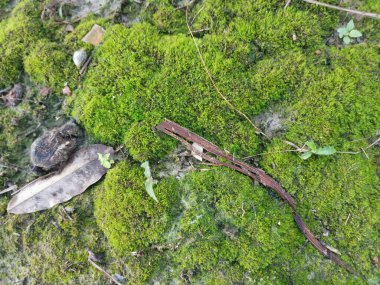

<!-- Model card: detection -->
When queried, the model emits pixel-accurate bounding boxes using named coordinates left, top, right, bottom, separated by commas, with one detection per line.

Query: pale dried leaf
left=7, top=144, right=113, bottom=214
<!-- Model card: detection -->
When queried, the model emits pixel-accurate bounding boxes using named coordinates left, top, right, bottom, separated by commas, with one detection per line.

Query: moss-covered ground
left=0, top=0, right=379, bottom=284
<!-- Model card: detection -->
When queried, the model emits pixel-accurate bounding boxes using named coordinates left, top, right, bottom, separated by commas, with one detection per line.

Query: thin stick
left=284, top=0, right=292, bottom=9
left=190, top=5, right=204, bottom=26
left=302, top=0, right=380, bottom=19
left=88, top=258, right=122, bottom=285
left=364, top=137, right=380, bottom=150
left=185, top=9, right=266, bottom=137
left=0, top=185, right=18, bottom=195
left=80, top=53, right=94, bottom=77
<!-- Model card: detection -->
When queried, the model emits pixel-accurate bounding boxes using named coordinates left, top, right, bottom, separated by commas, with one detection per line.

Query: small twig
left=364, top=137, right=380, bottom=150
left=185, top=9, right=266, bottom=137
left=187, top=27, right=210, bottom=34
left=284, top=0, right=292, bottom=9
left=60, top=205, right=73, bottom=221
left=0, top=185, right=18, bottom=195
left=88, top=257, right=122, bottom=285
left=80, top=53, right=94, bottom=77
left=295, top=239, right=309, bottom=255
left=344, top=213, right=351, bottom=225
left=190, top=5, right=204, bottom=25
left=302, top=0, right=380, bottom=19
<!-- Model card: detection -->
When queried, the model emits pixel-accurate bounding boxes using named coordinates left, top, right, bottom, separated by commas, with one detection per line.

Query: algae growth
left=0, top=0, right=379, bottom=284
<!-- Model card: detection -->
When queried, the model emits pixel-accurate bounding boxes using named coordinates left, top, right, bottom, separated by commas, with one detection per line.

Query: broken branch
left=156, top=119, right=356, bottom=274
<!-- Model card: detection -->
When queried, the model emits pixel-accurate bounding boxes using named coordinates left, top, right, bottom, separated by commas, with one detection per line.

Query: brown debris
left=1, top=84, right=23, bottom=107
left=40, top=86, right=51, bottom=97
left=156, top=119, right=356, bottom=275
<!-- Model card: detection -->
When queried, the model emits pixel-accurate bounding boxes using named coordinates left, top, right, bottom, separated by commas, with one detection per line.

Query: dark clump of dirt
left=30, top=121, right=82, bottom=173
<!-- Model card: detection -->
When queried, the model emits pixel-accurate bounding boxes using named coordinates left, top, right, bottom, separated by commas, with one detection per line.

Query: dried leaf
left=7, top=144, right=114, bottom=214
left=82, top=24, right=105, bottom=46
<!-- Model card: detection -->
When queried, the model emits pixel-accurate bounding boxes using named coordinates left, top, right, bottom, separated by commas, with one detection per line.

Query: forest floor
left=0, top=0, right=379, bottom=284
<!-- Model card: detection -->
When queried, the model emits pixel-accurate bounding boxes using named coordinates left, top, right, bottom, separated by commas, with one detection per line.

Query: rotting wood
left=156, top=119, right=356, bottom=274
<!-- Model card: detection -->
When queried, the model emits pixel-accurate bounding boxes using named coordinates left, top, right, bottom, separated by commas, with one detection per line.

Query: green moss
left=21, top=192, right=109, bottom=284
left=94, top=161, right=181, bottom=254
left=73, top=23, right=261, bottom=160
left=143, top=0, right=187, bottom=34
left=0, top=0, right=45, bottom=88
left=257, top=44, right=380, bottom=283
left=24, top=39, right=76, bottom=91
left=123, top=111, right=177, bottom=162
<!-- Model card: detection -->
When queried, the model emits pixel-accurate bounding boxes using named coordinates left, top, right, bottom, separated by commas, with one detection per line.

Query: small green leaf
left=98, top=152, right=114, bottom=169
left=300, top=151, right=313, bottom=160
left=305, top=141, right=317, bottom=152
left=343, top=36, right=351, bottom=44
left=58, top=4, right=64, bottom=18
left=141, top=161, right=158, bottom=202
left=349, top=29, right=362, bottom=38
left=314, top=146, right=336, bottom=156
left=337, top=27, right=348, bottom=37
left=346, top=19, right=354, bottom=31
left=103, top=161, right=111, bottom=168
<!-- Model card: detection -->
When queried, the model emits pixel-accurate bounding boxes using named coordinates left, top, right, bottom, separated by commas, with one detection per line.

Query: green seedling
left=97, top=153, right=114, bottom=168
left=141, top=161, right=158, bottom=202
left=337, top=20, right=362, bottom=45
left=300, top=141, right=336, bottom=160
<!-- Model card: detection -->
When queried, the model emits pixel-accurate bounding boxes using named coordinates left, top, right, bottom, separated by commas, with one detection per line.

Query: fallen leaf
left=82, top=24, right=105, bottom=46
left=7, top=144, right=114, bottom=214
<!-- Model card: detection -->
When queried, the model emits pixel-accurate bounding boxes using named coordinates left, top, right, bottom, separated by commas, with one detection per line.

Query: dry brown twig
left=88, top=252, right=123, bottom=285
left=156, top=119, right=356, bottom=274
left=302, top=0, right=380, bottom=19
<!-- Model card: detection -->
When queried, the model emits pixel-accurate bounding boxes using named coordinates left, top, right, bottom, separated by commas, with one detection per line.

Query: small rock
left=64, top=24, right=74, bottom=33
left=30, top=121, right=82, bottom=172
left=40, top=87, right=51, bottom=96
left=315, top=49, right=322, bottom=56
left=62, top=85, right=71, bottom=96
left=2, top=84, right=23, bottom=107
left=73, top=49, right=87, bottom=67
left=82, top=24, right=105, bottom=46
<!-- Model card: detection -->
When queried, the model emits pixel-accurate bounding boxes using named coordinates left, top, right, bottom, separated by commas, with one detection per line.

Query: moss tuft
left=94, top=161, right=181, bottom=255
left=0, top=0, right=45, bottom=88
left=24, top=39, right=76, bottom=91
